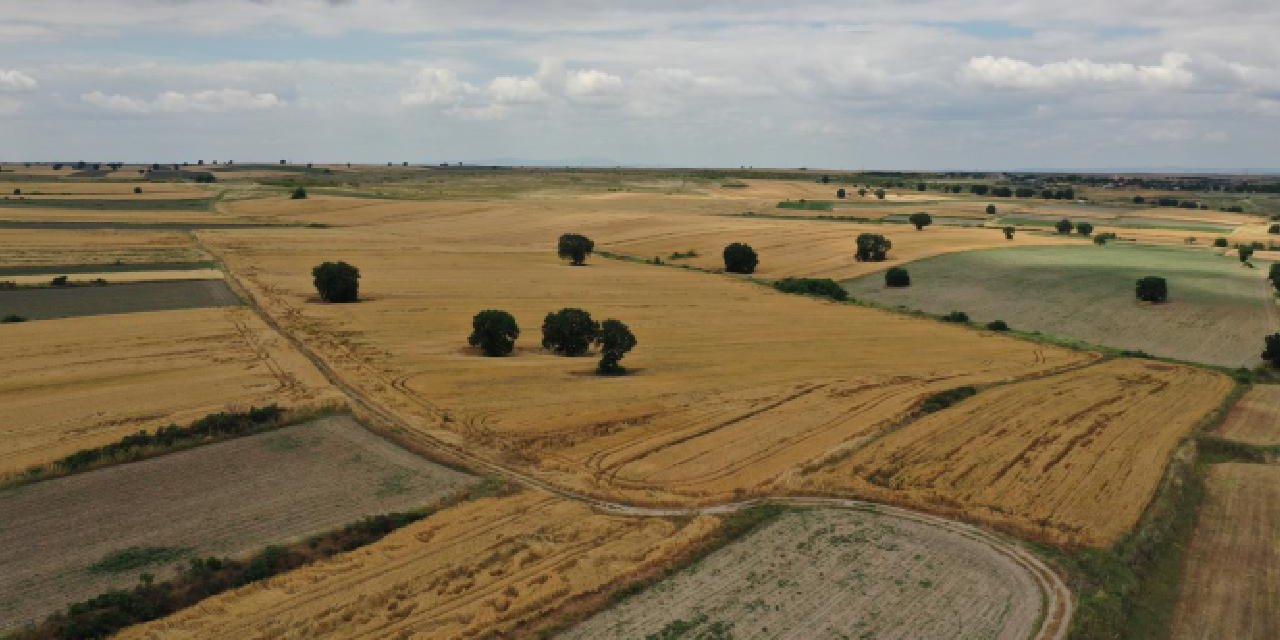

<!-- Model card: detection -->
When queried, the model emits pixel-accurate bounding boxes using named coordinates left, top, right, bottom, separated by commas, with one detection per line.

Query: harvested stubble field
left=562, top=508, right=1043, bottom=640
left=0, top=181, right=211, bottom=199
left=843, top=243, right=1279, bottom=367
left=205, top=224, right=1094, bottom=507
left=0, top=415, right=475, bottom=632
left=0, top=279, right=241, bottom=320
left=0, top=306, right=341, bottom=477
left=0, top=229, right=209, bottom=267
left=1172, top=463, right=1280, bottom=639
left=803, top=358, right=1233, bottom=546
left=119, top=492, right=721, bottom=640
left=1216, top=384, right=1280, bottom=444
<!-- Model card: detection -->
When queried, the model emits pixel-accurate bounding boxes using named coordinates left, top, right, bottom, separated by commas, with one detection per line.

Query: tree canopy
left=468, top=309, right=520, bottom=356
left=541, top=308, right=598, bottom=356
left=557, top=233, right=595, bottom=266
left=908, top=212, right=933, bottom=230
left=723, top=242, right=759, bottom=274
left=885, top=267, right=910, bottom=287
left=1136, top=276, right=1168, bottom=303
left=311, top=261, right=360, bottom=303
left=854, top=233, right=891, bottom=262
left=596, top=319, right=637, bottom=374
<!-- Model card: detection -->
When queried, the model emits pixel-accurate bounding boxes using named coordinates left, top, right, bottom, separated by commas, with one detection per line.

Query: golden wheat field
left=802, top=358, right=1233, bottom=546
left=118, top=491, right=720, bottom=640
left=0, top=229, right=209, bottom=267
left=0, top=307, right=341, bottom=477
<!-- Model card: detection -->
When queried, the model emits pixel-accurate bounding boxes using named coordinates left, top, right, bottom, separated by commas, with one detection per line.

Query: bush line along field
left=0, top=415, right=476, bottom=632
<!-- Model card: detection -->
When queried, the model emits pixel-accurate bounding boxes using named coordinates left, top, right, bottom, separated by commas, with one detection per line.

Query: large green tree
left=596, top=319, right=637, bottom=374
left=854, top=233, right=892, bottom=262
left=908, top=212, right=933, bottom=230
left=468, top=309, right=520, bottom=356
left=541, top=308, right=599, bottom=356
left=723, top=242, right=759, bottom=274
left=557, top=233, right=595, bottom=266
left=311, top=261, right=360, bottom=303
left=1136, top=276, right=1168, bottom=303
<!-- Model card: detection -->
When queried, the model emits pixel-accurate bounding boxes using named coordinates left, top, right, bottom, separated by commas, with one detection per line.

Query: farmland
left=118, top=492, right=721, bottom=640
left=803, top=359, right=1234, bottom=546
left=0, top=229, right=209, bottom=267
left=1172, top=463, right=1280, bottom=639
left=1216, top=384, right=1280, bottom=444
left=0, top=307, right=341, bottom=477
left=0, top=279, right=240, bottom=319
left=562, top=508, right=1043, bottom=640
left=843, top=243, right=1279, bottom=367
left=0, top=415, right=476, bottom=631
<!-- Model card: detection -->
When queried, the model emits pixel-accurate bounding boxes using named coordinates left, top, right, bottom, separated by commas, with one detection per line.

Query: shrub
left=1269, top=224, right=1280, bottom=235
left=986, top=320, right=1009, bottom=331
left=667, top=249, right=698, bottom=260
left=311, top=261, right=360, bottom=302
left=1213, top=237, right=1228, bottom=248
left=920, top=386, right=977, bottom=413
left=468, top=309, right=519, bottom=356
left=986, top=204, right=996, bottom=215
left=291, top=186, right=307, bottom=199
left=1269, top=263, right=1280, bottom=292
left=1239, top=245, right=1255, bottom=263
left=874, top=188, right=886, bottom=199
left=12, top=188, right=19, bottom=195
left=1264, top=333, right=1280, bottom=368
left=1055, top=218, right=1073, bottom=234
left=942, top=310, right=969, bottom=323
left=51, top=275, right=69, bottom=286
left=133, top=186, right=142, bottom=194
left=773, top=277, right=848, bottom=301
left=1076, top=222, right=1094, bottom=236
left=836, top=188, right=846, bottom=199
left=854, top=233, right=892, bottom=262
left=1136, top=276, right=1168, bottom=303
left=541, top=308, right=598, bottom=356
left=2, top=314, right=27, bottom=323
left=595, top=319, right=637, bottom=374
left=1093, top=235, right=1108, bottom=246
left=884, top=267, right=910, bottom=287
left=908, top=212, right=932, bottom=230
left=722, top=242, right=759, bottom=274
left=857, top=188, right=868, bottom=197
left=557, top=233, right=594, bottom=266
left=1002, top=226, right=1015, bottom=240
left=1133, top=195, right=1146, bottom=204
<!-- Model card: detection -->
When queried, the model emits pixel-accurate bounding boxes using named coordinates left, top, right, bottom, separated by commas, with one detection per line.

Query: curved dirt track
left=206, top=238, right=1073, bottom=640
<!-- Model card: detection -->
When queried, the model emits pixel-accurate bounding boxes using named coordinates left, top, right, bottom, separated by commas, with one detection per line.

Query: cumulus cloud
left=81, top=88, right=284, bottom=113
left=565, top=69, right=623, bottom=102
left=401, top=68, right=476, bottom=106
left=962, top=52, right=1194, bottom=90
left=487, top=75, right=547, bottom=104
left=0, top=69, right=37, bottom=91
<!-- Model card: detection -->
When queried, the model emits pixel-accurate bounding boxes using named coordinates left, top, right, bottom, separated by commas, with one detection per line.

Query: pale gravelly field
left=562, top=508, right=1042, bottom=640
left=118, top=492, right=721, bottom=640
left=0, top=307, right=342, bottom=477
left=1172, top=463, right=1280, bottom=640
left=1216, top=384, right=1280, bottom=444
left=0, top=416, right=475, bottom=632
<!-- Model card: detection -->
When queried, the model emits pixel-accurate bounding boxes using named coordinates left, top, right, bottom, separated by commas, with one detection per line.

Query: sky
left=1, top=0, right=1278, bottom=170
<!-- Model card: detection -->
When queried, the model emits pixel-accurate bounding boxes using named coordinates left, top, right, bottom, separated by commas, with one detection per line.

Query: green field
left=843, top=244, right=1278, bottom=367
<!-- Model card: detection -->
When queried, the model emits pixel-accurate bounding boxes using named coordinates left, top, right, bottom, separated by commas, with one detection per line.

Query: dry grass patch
left=804, top=359, right=1233, bottom=547
left=1172, top=463, right=1280, bottom=639
left=117, top=492, right=720, bottom=640
left=0, top=229, right=208, bottom=267
left=1216, top=384, right=1280, bottom=445
left=0, top=416, right=474, bottom=632
left=0, top=307, right=341, bottom=477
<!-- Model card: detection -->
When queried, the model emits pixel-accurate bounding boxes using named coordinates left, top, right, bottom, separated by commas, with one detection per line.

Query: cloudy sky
left=1, top=0, right=1278, bottom=170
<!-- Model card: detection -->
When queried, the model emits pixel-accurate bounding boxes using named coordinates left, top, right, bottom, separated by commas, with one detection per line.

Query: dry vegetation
left=562, top=508, right=1043, bottom=640
left=1216, top=384, right=1280, bottom=444
left=118, top=492, right=720, bottom=639
left=0, top=416, right=474, bottom=631
left=1172, top=463, right=1280, bottom=639
left=0, top=229, right=209, bottom=267
left=803, top=359, right=1233, bottom=546
left=1, top=269, right=223, bottom=285
left=0, top=307, right=341, bottom=477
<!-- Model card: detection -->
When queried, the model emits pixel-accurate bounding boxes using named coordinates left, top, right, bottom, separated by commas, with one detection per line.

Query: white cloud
left=487, top=75, right=547, bottom=104
left=565, top=69, right=623, bottom=102
left=81, top=88, right=284, bottom=113
left=0, top=69, right=37, bottom=91
left=962, top=52, right=1193, bottom=90
left=401, top=68, right=476, bottom=106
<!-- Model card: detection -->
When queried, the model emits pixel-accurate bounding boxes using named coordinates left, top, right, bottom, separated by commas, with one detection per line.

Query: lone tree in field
left=557, top=233, right=595, bottom=266
left=908, top=212, right=933, bottom=230
left=1055, top=218, right=1074, bottom=234
left=595, top=319, right=637, bottom=374
left=1002, top=226, right=1016, bottom=240
left=1269, top=263, right=1280, bottom=292
left=1239, top=245, right=1255, bottom=263
left=855, top=233, right=892, bottom=262
left=468, top=309, right=520, bottom=356
left=1214, top=237, right=1228, bottom=248
left=541, top=308, right=599, bottom=356
left=291, top=186, right=307, bottom=199
left=836, top=188, right=846, bottom=199
left=723, top=242, right=759, bottom=274
left=857, top=188, right=868, bottom=197
left=986, top=204, right=996, bottom=215
left=874, top=188, right=886, bottom=200
left=1076, top=222, right=1094, bottom=236
left=312, top=261, right=360, bottom=303
left=885, top=267, right=910, bottom=287
left=1269, top=224, right=1280, bottom=234
left=1264, top=333, right=1280, bottom=368
left=1136, top=276, right=1168, bottom=303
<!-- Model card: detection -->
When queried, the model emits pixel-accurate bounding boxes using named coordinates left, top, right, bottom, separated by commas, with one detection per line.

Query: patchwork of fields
left=0, top=416, right=475, bottom=631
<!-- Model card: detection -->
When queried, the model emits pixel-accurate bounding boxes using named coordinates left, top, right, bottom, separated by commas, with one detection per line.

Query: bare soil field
left=1216, top=385, right=1280, bottom=444
left=1172, top=463, right=1280, bottom=639
left=0, top=229, right=209, bottom=267
left=562, top=508, right=1042, bottom=640
left=803, top=359, right=1233, bottom=546
left=0, top=415, right=475, bottom=632
left=205, top=225, right=1093, bottom=506
left=0, top=279, right=241, bottom=320
left=843, top=244, right=1278, bottom=367
left=118, top=492, right=720, bottom=640
left=0, top=307, right=341, bottom=477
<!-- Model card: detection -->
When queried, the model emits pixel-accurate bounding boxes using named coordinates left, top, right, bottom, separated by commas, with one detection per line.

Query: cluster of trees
left=469, top=308, right=637, bottom=374
left=1054, top=219, right=1096, bottom=236
left=1136, top=276, right=1168, bottom=303
left=773, top=277, right=847, bottom=301
left=969, top=184, right=1074, bottom=199
left=855, top=233, right=891, bottom=262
